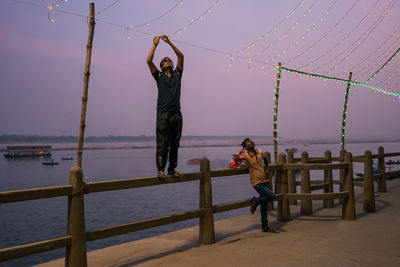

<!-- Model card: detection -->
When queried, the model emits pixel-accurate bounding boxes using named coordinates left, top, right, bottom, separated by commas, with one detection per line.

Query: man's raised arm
left=161, top=35, right=184, bottom=71
left=147, top=36, right=160, bottom=74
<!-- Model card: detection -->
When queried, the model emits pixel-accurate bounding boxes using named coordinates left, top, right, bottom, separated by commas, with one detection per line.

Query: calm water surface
left=1, top=141, right=399, bottom=266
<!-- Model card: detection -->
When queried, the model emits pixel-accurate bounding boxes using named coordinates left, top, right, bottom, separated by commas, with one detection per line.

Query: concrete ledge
left=37, top=179, right=400, bottom=267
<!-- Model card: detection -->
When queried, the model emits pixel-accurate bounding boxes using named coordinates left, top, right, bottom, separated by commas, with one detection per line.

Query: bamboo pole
left=300, top=152, right=312, bottom=215
left=273, top=62, right=282, bottom=163
left=199, top=158, right=215, bottom=245
left=363, top=150, right=375, bottom=213
left=324, top=150, right=334, bottom=208
left=341, top=72, right=352, bottom=150
left=287, top=150, right=297, bottom=205
left=65, top=166, right=87, bottom=266
left=264, top=151, right=274, bottom=210
left=342, top=152, right=355, bottom=220
left=278, top=153, right=290, bottom=221
left=377, top=146, right=386, bottom=192
left=77, top=3, right=96, bottom=168
left=339, top=149, right=346, bottom=204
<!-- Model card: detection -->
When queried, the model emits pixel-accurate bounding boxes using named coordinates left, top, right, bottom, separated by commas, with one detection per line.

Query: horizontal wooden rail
left=0, top=185, right=73, bottom=204
left=285, top=163, right=349, bottom=171
left=310, top=183, right=329, bottom=191
left=308, top=158, right=330, bottom=164
left=387, top=170, right=400, bottom=176
left=210, top=168, right=249, bottom=178
left=284, top=191, right=349, bottom=200
left=86, top=209, right=204, bottom=241
left=352, top=157, right=364, bottom=163
left=0, top=236, right=71, bottom=262
left=213, top=199, right=251, bottom=213
left=85, top=172, right=202, bottom=194
left=384, top=152, right=400, bottom=157
left=354, top=181, right=364, bottom=187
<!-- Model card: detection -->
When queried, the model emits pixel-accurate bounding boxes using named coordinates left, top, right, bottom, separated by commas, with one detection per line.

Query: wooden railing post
left=363, top=150, right=376, bottom=213
left=278, top=153, right=290, bottom=221
left=324, top=150, right=334, bottom=208
left=342, top=153, right=355, bottom=220
left=339, top=149, right=346, bottom=204
left=264, top=152, right=274, bottom=211
left=199, top=158, right=215, bottom=245
left=66, top=166, right=87, bottom=267
left=287, top=150, right=297, bottom=205
left=377, top=146, right=386, bottom=192
left=301, top=152, right=312, bottom=215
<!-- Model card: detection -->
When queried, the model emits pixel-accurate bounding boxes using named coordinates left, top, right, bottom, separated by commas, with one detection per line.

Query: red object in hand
left=229, top=148, right=246, bottom=170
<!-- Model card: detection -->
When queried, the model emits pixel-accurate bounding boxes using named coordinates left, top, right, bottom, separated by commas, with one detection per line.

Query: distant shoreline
left=1, top=135, right=400, bottom=152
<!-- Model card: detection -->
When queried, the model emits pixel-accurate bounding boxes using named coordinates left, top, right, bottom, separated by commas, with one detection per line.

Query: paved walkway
left=37, top=179, right=400, bottom=267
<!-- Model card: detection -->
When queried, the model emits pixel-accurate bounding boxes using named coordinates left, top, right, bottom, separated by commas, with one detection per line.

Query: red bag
left=229, top=148, right=247, bottom=170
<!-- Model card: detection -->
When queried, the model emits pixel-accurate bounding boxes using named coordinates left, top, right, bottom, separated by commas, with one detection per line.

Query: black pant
left=156, top=111, right=183, bottom=172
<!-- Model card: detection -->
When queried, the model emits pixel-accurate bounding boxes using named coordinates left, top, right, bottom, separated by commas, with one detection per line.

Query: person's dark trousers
left=253, top=182, right=276, bottom=229
left=156, top=111, right=183, bottom=173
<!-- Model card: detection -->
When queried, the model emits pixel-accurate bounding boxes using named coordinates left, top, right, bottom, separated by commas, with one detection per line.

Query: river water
left=1, top=140, right=399, bottom=266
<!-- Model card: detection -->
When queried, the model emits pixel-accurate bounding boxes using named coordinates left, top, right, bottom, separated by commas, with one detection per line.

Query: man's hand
left=161, top=35, right=171, bottom=44
left=153, top=36, right=160, bottom=46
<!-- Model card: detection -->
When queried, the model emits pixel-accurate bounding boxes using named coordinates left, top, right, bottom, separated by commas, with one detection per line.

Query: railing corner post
left=301, top=152, right=312, bottom=215
left=199, top=158, right=215, bottom=245
left=363, top=150, right=376, bottom=213
left=324, top=150, right=334, bottom=208
left=343, top=153, right=355, bottom=220
left=377, top=146, right=386, bottom=192
left=66, top=166, right=87, bottom=266
left=278, top=153, right=290, bottom=221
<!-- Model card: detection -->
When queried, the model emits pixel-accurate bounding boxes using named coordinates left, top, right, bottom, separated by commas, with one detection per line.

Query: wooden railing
left=1, top=147, right=399, bottom=266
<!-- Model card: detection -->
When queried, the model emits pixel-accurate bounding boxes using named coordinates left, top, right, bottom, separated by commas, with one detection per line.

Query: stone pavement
left=37, top=179, right=400, bottom=267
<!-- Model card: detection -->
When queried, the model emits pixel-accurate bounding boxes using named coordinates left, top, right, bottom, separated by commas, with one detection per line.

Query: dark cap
left=241, top=138, right=250, bottom=148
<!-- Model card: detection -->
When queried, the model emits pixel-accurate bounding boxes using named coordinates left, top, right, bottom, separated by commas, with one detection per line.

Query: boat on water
left=42, top=158, right=59, bottom=165
left=386, top=160, right=400, bottom=165
left=187, top=158, right=202, bottom=164
left=3, top=145, right=52, bottom=158
left=285, top=147, right=298, bottom=153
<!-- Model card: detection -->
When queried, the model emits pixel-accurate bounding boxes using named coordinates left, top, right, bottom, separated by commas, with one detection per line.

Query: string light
left=340, top=25, right=400, bottom=80
left=96, top=0, right=121, bottom=15
left=280, top=66, right=400, bottom=98
left=263, top=0, right=338, bottom=67
left=273, top=63, right=282, bottom=162
left=229, top=0, right=304, bottom=64
left=285, top=0, right=360, bottom=65
left=310, top=0, right=397, bottom=75
left=341, top=73, right=352, bottom=149
left=169, top=0, right=219, bottom=36
left=296, top=0, right=380, bottom=71
left=364, top=46, right=400, bottom=84
left=45, top=0, right=69, bottom=22
left=250, top=0, right=319, bottom=61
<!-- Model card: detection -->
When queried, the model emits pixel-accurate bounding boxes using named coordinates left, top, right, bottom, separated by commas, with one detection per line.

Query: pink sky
left=1, top=0, right=399, bottom=140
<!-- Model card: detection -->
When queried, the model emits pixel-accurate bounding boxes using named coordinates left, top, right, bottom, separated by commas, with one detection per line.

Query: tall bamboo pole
left=341, top=72, right=352, bottom=151
left=77, top=3, right=96, bottom=168
left=273, top=63, right=282, bottom=163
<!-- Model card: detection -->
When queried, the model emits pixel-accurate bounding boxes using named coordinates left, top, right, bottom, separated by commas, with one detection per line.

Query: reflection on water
left=1, top=141, right=399, bottom=266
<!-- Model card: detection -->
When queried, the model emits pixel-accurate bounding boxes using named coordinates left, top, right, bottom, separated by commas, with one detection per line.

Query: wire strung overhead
left=307, top=0, right=397, bottom=75
left=229, top=0, right=304, bottom=64
left=340, top=24, right=400, bottom=80
left=96, top=0, right=121, bottom=15
left=169, top=0, right=219, bottom=36
left=255, top=0, right=339, bottom=71
left=284, top=0, right=360, bottom=65
left=295, top=0, right=381, bottom=71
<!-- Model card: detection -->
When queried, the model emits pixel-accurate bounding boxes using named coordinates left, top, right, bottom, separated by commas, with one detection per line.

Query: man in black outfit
left=147, top=35, right=184, bottom=178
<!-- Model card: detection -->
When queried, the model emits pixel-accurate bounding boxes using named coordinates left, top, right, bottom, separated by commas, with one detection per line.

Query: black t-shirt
left=152, top=67, right=183, bottom=112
